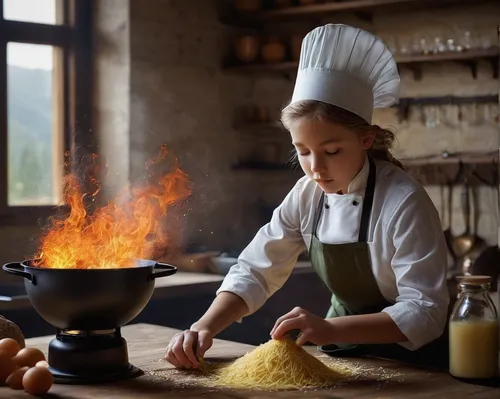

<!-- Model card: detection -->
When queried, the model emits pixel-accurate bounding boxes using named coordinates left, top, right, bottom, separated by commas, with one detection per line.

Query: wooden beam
left=0, top=39, right=6, bottom=210
left=0, top=205, right=70, bottom=226
left=223, top=48, right=499, bottom=75
left=0, top=20, right=73, bottom=47
left=258, top=0, right=422, bottom=18
left=67, top=0, right=95, bottom=177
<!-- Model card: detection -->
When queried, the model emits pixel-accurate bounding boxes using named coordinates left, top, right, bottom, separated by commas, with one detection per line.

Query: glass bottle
left=449, top=275, right=499, bottom=381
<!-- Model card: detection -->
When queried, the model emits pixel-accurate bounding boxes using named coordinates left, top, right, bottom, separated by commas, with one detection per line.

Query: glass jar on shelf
left=449, top=275, right=499, bottom=382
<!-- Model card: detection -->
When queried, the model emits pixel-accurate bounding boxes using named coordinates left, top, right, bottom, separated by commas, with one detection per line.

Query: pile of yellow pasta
left=198, top=338, right=353, bottom=390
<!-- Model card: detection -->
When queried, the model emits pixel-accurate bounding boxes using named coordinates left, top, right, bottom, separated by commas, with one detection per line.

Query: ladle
left=451, top=171, right=476, bottom=258
left=443, top=161, right=464, bottom=261
left=458, top=179, right=487, bottom=274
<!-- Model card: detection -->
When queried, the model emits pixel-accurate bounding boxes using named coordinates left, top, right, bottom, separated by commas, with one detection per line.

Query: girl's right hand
left=164, top=329, right=214, bottom=369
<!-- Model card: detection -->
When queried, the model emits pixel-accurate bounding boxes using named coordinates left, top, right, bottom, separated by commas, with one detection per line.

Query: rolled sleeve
left=382, top=189, right=450, bottom=351
left=216, top=179, right=307, bottom=318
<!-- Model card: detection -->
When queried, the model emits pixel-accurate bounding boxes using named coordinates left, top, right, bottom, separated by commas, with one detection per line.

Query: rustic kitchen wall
left=92, top=0, right=131, bottom=200
left=0, top=226, right=40, bottom=283
left=126, top=0, right=297, bottom=253
left=244, top=2, right=500, bottom=249
left=371, top=2, right=500, bottom=248
left=124, top=0, right=500, bottom=253
left=1, top=1, right=498, bottom=283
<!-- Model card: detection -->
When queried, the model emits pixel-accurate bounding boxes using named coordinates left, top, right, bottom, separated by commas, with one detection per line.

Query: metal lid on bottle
left=456, top=275, right=492, bottom=285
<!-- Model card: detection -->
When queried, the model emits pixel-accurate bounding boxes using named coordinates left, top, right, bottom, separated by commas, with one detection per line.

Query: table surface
left=0, top=323, right=498, bottom=398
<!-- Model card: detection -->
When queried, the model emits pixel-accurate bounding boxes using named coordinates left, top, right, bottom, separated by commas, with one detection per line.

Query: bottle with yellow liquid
left=449, top=275, right=499, bottom=382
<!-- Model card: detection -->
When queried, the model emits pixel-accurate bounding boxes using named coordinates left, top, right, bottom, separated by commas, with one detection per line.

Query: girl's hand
left=164, top=329, right=213, bottom=369
left=270, top=307, right=335, bottom=346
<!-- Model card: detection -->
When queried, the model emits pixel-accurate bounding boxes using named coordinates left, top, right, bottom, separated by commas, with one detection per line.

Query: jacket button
left=352, top=200, right=359, bottom=206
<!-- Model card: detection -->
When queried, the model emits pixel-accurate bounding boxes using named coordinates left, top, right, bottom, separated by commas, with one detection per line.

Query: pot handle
left=2, top=263, right=36, bottom=284
left=150, top=263, right=177, bottom=280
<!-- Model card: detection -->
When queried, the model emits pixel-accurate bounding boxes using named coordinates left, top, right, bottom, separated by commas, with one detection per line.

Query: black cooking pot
left=2, top=259, right=177, bottom=330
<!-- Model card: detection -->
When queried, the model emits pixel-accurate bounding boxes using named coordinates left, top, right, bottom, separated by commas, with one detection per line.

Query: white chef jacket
left=217, top=157, right=450, bottom=351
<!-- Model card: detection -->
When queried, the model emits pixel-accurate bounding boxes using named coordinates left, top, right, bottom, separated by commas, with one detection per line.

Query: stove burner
left=61, top=329, right=118, bottom=337
left=48, top=327, right=143, bottom=384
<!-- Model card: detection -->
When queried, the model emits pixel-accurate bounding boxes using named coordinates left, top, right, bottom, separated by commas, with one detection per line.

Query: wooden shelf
left=402, top=152, right=498, bottom=185
left=397, top=47, right=499, bottom=64
left=397, top=94, right=498, bottom=106
left=222, top=0, right=476, bottom=25
left=223, top=48, right=499, bottom=78
left=253, top=0, right=420, bottom=19
left=401, top=152, right=498, bottom=167
left=397, top=47, right=499, bottom=79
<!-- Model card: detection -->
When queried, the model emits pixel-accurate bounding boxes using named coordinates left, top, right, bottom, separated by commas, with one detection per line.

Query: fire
left=33, top=146, right=191, bottom=269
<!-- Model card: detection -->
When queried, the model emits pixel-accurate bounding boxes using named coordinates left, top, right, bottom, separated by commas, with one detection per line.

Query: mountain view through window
left=7, top=47, right=55, bottom=206
left=4, top=0, right=62, bottom=206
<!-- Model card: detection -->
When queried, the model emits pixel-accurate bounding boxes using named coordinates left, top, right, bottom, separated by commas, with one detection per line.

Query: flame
left=33, top=146, right=191, bottom=269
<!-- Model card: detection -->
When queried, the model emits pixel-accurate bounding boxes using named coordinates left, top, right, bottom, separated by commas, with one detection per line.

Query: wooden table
left=1, top=323, right=498, bottom=398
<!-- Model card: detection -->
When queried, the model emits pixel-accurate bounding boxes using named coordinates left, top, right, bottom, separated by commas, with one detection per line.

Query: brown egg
left=5, top=366, right=29, bottom=390
left=0, top=338, right=21, bottom=358
left=13, top=347, right=46, bottom=368
left=35, top=360, right=49, bottom=368
left=0, top=350, right=17, bottom=384
left=22, top=366, right=53, bottom=396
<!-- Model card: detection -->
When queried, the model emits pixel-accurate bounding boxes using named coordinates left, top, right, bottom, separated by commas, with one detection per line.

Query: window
left=4, top=0, right=59, bottom=25
left=0, top=0, right=91, bottom=223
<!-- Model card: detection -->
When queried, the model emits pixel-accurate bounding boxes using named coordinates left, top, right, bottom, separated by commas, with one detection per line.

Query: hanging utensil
left=441, top=178, right=459, bottom=277
left=459, top=181, right=488, bottom=274
left=443, top=177, right=457, bottom=267
left=444, top=161, right=464, bottom=263
left=439, top=179, right=446, bottom=227
left=451, top=170, right=477, bottom=258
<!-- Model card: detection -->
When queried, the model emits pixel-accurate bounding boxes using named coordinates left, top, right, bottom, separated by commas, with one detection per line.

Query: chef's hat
left=290, top=24, right=400, bottom=123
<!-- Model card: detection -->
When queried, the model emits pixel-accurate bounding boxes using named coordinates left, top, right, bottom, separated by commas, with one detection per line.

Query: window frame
left=0, top=0, right=92, bottom=225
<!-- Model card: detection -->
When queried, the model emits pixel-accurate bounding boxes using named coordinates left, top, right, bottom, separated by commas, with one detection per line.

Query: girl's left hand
left=270, top=307, right=335, bottom=346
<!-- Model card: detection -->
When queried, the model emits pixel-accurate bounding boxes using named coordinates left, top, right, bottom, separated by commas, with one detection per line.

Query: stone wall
left=126, top=0, right=500, bottom=252
left=0, top=1, right=498, bottom=283
left=127, top=0, right=297, bottom=252
left=371, top=2, right=500, bottom=247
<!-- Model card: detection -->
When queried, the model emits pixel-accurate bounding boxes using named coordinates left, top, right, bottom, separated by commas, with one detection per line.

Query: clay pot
left=261, top=38, right=286, bottom=63
left=234, top=0, right=262, bottom=12
left=234, top=35, right=260, bottom=63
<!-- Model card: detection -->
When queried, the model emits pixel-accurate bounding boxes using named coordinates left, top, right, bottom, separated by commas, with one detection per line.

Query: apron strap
left=312, top=192, right=325, bottom=236
left=312, top=157, right=377, bottom=243
left=358, top=157, right=376, bottom=243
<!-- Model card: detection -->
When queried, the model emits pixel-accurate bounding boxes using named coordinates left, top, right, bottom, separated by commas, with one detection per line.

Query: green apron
left=309, top=157, right=449, bottom=369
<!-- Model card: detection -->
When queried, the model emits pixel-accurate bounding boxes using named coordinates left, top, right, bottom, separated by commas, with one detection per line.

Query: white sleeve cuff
left=382, top=301, right=446, bottom=351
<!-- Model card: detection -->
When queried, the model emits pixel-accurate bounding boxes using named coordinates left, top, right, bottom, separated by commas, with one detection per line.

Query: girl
left=165, top=24, right=450, bottom=370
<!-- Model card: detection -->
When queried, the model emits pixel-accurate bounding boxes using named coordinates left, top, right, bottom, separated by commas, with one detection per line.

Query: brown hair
left=281, top=100, right=404, bottom=169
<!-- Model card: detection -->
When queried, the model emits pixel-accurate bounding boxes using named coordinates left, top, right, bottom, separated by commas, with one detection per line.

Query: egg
left=5, top=366, right=29, bottom=390
left=13, top=347, right=46, bottom=368
left=35, top=360, right=49, bottom=368
left=22, top=366, right=53, bottom=396
left=0, top=338, right=21, bottom=358
left=0, top=350, right=17, bottom=384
